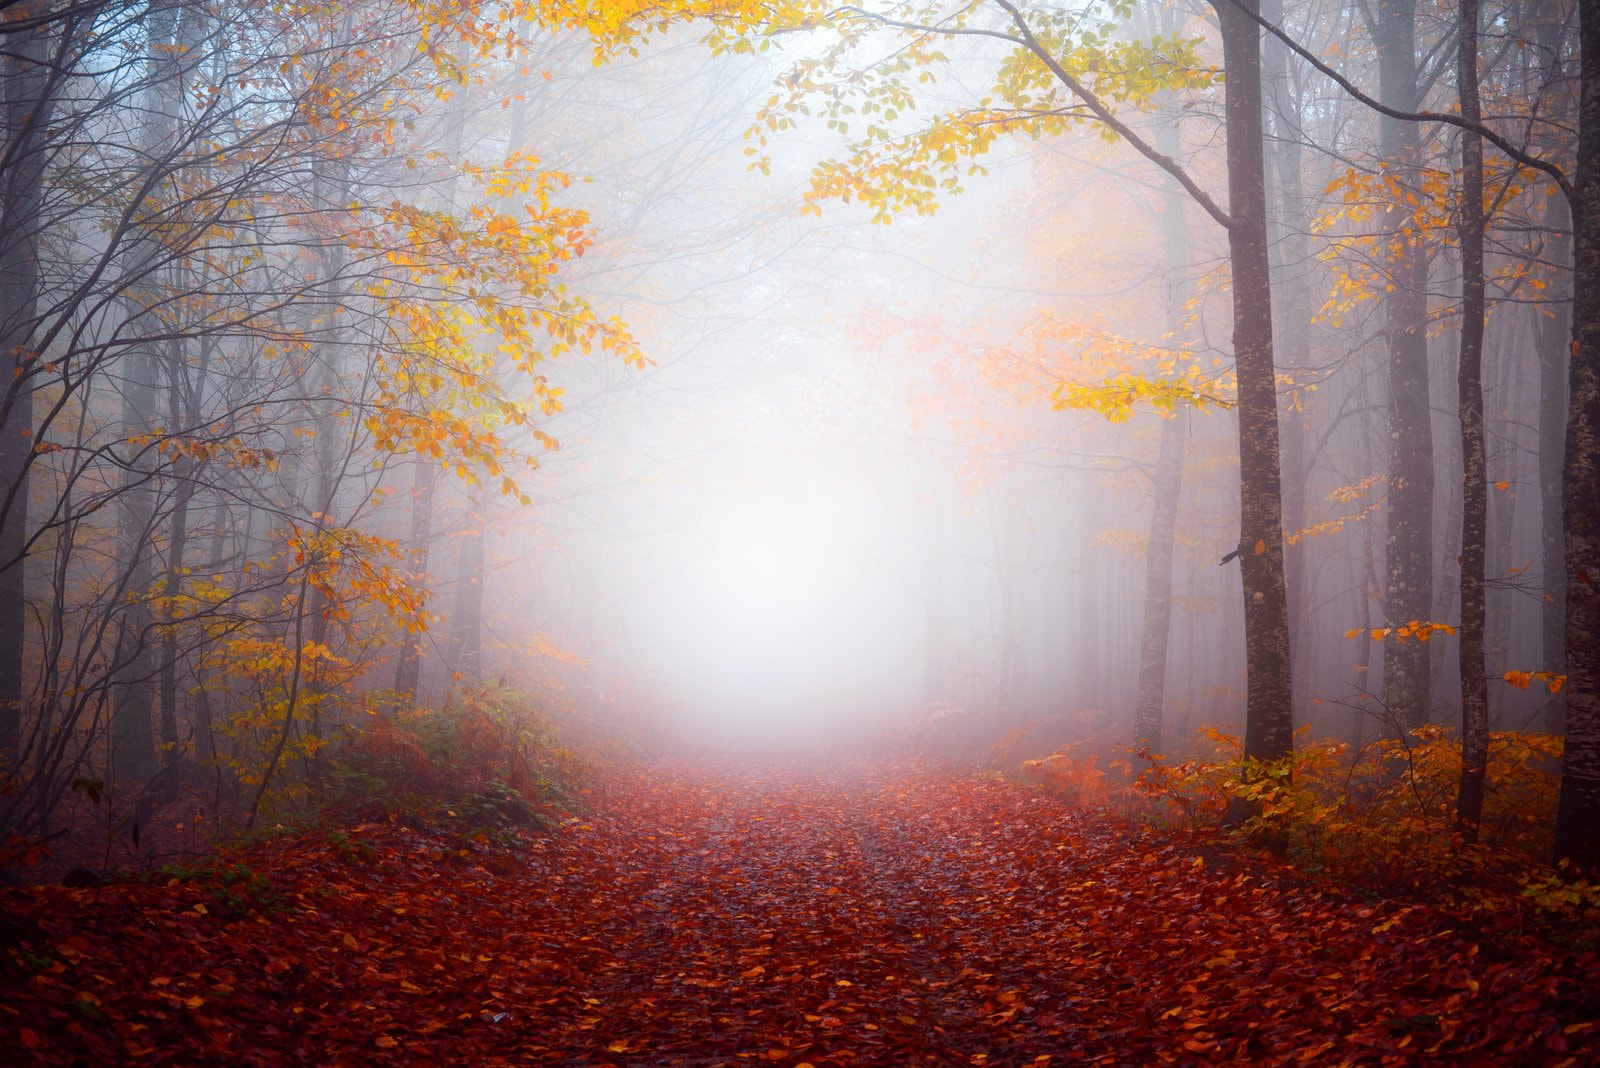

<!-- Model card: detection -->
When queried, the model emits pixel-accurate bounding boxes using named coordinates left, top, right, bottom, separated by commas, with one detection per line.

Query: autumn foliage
left=1021, top=725, right=1600, bottom=940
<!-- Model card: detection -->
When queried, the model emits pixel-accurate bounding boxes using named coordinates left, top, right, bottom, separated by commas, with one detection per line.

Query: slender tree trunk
left=1431, top=413, right=1463, bottom=710
left=922, top=490, right=947, bottom=705
left=1376, top=0, right=1436, bottom=732
left=1261, top=0, right=1314, bottom=725
left=1488, top=324, right=1527, bottom=725
left=0, top=23, right=54, bottom=764
left=450, top=486, right=487, bottom=681
left=1540, top=193, right=1573, bottom=734
left=1075, top=494, right=1101, bottom=710
left=1133, top=94, right=1191, bottom=754
left=155, top=294, right=213, bottom=760
left=392, top=459, right=438, bottom=702
left=989, top=478, right=1016, bottom=735
left=1215, top=0, right=1295, bottom=771
left=1553, top=0, right=1600, bottom=871
left=1454, top=0, right=1489, bottom=839
left=1533, top=0, right=1575, bottom=740
left=113, top=0, right=186, bottom=784
left=1134, top=411, right=1186, bottom=751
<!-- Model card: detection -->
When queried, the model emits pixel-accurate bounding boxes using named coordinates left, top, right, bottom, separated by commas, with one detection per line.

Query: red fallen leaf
left=2, top=760, right=1598, bottom=1067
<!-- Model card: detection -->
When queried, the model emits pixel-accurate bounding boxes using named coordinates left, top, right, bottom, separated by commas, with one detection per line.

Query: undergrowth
left=325, top=685, right=584, bottom=842
left=1019, top=725, right=1600, bottom=944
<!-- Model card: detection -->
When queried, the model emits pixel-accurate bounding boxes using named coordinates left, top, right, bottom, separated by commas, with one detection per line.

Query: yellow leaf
left=376, top=1036, right=398, bottom=1049
left=1253, top=539, right=1266, bottom=555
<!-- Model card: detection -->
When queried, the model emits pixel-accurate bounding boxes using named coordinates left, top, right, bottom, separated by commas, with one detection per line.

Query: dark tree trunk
left=1453, top=0, right=1489, bottom=839
left=1553, top=0, right=1600, bottom=871
left=0, top=23, right=54, bottom=764
left=1540, top=195, right=1573, bottom=735
left=1215, top=0, right=1295, bottom=769
left=1535, top=5, right=1575, bottom=734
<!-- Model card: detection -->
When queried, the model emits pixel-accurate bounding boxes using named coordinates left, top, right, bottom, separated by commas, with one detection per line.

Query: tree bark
left=1261, top=0, right=1314, bottom=726
left=1534, top=5, right=1575, bottom=735
left=1453, top=0, right=1489, bottom=839
left=392, top=459, right=438, bottom=702
left=1132, top=103, right=1191, bottom=753
left=1215, top=0, right=1295, bottom=770
left=113, top=0, right=186, bottom=785
left=0, top=21, right=54, bottom=764
left=1376, top=0, right=1437, bottom=732
left=1553, top=0, right=1600, bottom=871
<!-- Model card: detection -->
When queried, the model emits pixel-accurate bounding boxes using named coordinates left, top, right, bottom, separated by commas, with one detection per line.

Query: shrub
left=328, top=685, right=578, bottom=831
left=1018, top=725, right=1594, bottom=936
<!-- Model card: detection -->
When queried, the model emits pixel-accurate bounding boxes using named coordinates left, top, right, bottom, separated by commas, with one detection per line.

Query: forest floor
left=3, top=760, right=1599, bottom=1066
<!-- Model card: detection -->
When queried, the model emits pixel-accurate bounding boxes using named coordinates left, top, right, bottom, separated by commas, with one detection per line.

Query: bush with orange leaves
left=329, top=684, right=581, bottom=832
left=1144, top=727, right=1584, bottom=903
left=1033, top=725, right=1600, bottom=932
left=1017, top=740, right=1156, bottom=820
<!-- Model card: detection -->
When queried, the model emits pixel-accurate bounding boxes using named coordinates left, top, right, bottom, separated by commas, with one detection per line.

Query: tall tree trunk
left=1484, top=320, right=1524, bottom=724
left=450, top=487, right=487, bottom=681
left=1134, top=410, right=1186, bottom=751
left=1132, top=103, right=1190, bottom=753
left=1261, top=0, right=1313, bottom=726
left=1214, top=0, right=1294, bottom=771
left=1351, top=372, right=1382, bottom=746
left=1540, top=193, right=1573, bottom=735
left=392, top=459, right=438, bottom=703
left=1534, top=2, right=1575, bottom=735
left=1377, top=0, right=1436, bottom=731
left=113, top=0, right=186, bottom=784
left=989, top=477, right=1016, bottom=735
left=1553, top=0, right=1600, bottom=871
left=1075, top=498, right=1101, bottom=711
left=1454, top=0, right=1489, bottom=839
left=922, top=489, right=947, bottom=705
left=0, top=22, right=54, bottom=765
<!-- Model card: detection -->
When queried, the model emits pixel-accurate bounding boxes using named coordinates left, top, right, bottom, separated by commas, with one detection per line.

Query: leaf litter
left=3, top=761, right=1598, bottom=1065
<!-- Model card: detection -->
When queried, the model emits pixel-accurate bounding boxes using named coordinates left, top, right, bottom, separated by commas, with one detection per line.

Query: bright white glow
left=634, top=478, right=920, bottom=746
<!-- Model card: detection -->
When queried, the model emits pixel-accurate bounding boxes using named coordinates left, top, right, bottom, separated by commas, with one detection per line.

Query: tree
left=752, top=0, right=1296, bottom=768
left=0, top=12, right=55, bottom=763
left=1553, top=0, right=1600, bottom=870
left=1453, top=0, right=1488, bottom=838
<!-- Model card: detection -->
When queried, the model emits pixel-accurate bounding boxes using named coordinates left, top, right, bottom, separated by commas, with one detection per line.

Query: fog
left=474, top=18, right=1563, bottom=756
left=0, top=0, right=1574, bottom=830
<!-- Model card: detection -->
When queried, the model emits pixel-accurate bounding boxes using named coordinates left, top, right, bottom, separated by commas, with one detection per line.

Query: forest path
left=5, top=761, right=1598, bottom=1065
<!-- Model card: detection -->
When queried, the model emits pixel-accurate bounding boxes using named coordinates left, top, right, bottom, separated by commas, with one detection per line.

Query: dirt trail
left=4, top=762, right=1598, bottom=1065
